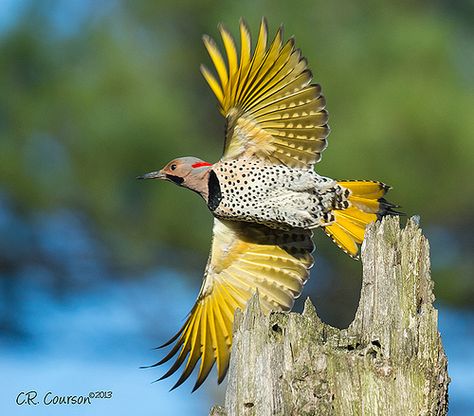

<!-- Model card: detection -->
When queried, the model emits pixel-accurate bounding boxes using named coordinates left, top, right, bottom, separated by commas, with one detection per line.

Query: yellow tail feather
left=324, top=181, right=399, bottom=258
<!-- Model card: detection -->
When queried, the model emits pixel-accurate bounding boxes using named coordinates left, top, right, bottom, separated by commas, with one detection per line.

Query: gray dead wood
left=209, top=217, right=449, bottom=416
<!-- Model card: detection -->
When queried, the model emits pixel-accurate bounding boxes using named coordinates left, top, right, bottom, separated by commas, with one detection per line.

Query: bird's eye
left=170, top=164, right=177, bottom=171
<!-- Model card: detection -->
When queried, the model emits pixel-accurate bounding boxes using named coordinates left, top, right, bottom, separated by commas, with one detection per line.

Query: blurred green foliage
left=0, top=0, right=472, bottom=312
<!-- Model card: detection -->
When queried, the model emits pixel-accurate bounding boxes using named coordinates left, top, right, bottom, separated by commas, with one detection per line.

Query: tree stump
left=209, top=217, right=449, bottom=416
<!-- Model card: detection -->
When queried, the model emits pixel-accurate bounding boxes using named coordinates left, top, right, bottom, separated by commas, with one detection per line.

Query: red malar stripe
left=191, top=161, right=212, bottom=169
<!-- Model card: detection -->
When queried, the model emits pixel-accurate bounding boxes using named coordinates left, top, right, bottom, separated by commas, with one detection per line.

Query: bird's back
left=210, top=158, right=340, bottom=229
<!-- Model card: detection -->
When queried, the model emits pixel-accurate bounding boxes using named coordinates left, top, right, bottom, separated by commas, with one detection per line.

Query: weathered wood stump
left=210, top=217, right=449, bottom=416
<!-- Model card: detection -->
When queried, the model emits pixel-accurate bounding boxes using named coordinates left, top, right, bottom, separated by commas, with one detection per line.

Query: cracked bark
left=209, top=217, right=449, bottom=416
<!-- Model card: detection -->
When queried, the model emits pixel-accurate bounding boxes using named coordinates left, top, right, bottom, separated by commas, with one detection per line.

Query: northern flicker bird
left=138, top=18, right=399, bottom=391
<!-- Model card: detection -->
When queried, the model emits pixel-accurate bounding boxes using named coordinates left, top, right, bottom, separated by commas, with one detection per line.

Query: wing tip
left=192, top=371, right=210, bottom=392
left=259, top=16, right=269, bottom=38
left=239, top=16, right=249, bottom=29
left=217, top=364, right=230, bottom=384
left=170, top=370, right=193, bottom=391
left=202, top=33, right=211, bottom=44
left=217, top=22, right=228, bottom=35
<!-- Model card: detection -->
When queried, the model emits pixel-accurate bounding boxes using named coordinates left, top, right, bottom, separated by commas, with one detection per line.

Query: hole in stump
left=272, top=323, right=282, bottom=335
left=371, top=340, right=381, bottom=348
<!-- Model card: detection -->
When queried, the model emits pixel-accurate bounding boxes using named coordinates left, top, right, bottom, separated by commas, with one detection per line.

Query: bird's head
left=137, top=156, right=213, bottom=198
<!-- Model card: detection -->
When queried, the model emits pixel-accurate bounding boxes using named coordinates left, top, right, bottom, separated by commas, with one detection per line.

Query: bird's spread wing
left=155, top=218, right=313, bottom=391
left=201, top=18, right=329, bottom=168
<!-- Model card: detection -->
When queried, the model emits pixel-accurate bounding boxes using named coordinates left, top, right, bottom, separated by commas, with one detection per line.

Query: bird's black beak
left=136, top=170, right=166, bottom=180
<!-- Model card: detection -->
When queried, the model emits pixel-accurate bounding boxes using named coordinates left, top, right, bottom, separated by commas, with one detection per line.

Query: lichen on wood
left=209, top=217, right=449, bottom=416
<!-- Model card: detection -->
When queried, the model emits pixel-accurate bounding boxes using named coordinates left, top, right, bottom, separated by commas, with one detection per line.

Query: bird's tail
left=323, top=181, right=400, bottom=258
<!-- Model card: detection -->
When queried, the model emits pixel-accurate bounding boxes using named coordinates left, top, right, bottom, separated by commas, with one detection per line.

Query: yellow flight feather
left=208, top=295, right=227, bottom=382
left=239, top=19, right=251, bottom=69
left=325, top=222, right=359, bottom=257
left=249, top=18, right=269, bottom=80
left=200, top=64, right=224, bottom=105
left=337, top=180, right=389, bottom=199
left=219, top=25, right=238, bottom=79
left=203, top=35, right=228, bottom=90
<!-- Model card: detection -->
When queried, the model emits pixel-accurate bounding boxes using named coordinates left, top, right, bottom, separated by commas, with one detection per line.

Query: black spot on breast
left=207, top=170, right=222, bottom=211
